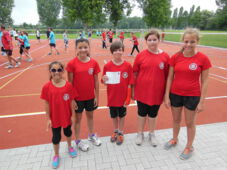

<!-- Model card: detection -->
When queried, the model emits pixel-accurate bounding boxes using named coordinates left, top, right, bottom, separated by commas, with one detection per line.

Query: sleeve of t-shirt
left=40, top=84, right=49, bottom=101
left=94, top=61, right=101, bottom=75
left=128, top=64, right=134, bottom=85
left=133, top=54, right=140, bottom=73
left=66, top=60, right=74, bottom=73
left=201, top=55, right=212, bottom=71
left=169, top=53, right=177, bottom=66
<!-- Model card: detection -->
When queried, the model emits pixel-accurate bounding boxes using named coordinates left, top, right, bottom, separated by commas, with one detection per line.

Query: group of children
left=40, top=28, right=211, bottom=168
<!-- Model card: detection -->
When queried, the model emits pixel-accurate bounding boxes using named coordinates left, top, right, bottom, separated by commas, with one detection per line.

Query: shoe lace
left=118, top=135, right=123, bottom=142
left=111, top=133, right=117, bottom=138
left=53, top=156, right=59, bottom=162
left=69, top=147, right=74, bottom=153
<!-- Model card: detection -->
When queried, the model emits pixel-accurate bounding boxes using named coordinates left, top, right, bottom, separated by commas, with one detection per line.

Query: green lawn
left=28, top=31, right=227, bottom=48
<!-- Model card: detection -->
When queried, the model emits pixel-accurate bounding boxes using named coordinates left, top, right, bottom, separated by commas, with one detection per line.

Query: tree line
left=0, top=0, right=226, bottom=30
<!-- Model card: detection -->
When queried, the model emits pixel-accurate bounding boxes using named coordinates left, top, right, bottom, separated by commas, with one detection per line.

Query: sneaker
left=5, top=64, right=14, bottom=69
left=179, top=147, right=194, bottom=160
left=76, top=140, right=89, bottom=152
left=88, top=134, right=102, bottom=146
left=110, top=132, right=118, bottom=143
left=14, top=62, right=21, bottom=68
left=16, top=57, right=22, bottom=60
left=116, top=134, right=124, bottom=145
left=148, top=133, right=158, bottom=147
left=68, top=147, right=77, bottom=158
left=48, top=52, right=52, bottom=55
left=164, top=139, right=177, bottom=150
left=1, top=52, right=6, bottom=56
left=52, top=155, right=60, bottom=169
left=26, top=58, right=33, bottom=62
left=135, top=132, right=144, bottom=145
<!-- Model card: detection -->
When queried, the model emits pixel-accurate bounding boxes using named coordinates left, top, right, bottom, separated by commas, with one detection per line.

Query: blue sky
left=11, top=0, right=218, bottom=25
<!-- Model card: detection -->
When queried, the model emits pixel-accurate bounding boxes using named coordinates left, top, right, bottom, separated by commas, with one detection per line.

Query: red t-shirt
left=133, top=50, right=170, bottom=105
left=102, top=32, right=106, bottom=40
left=40, top=81, right=77, bottom=128
left=66, top=57, right=100, bottom=101
left=103, top=61, right=134, bottom=107
left=169, top=52, right=212, bottom=96
left=119, top=32, right=124, bottom=39
left=2, top=30, right=13, bottom=50
left=108, top=31, right=113, bottom=39
left=132, top=35, right=138, bottom=45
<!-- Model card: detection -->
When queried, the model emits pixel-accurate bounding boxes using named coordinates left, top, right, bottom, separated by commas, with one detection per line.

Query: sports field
left=0, top=37, right=227, bottom=149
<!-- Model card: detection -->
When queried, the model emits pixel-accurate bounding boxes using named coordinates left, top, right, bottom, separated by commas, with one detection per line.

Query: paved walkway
left=0, top=122, right=227, bottom=170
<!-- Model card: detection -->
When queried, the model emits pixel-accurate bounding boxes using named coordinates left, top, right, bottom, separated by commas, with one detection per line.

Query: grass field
left=28, top=31, right=227, bottom=48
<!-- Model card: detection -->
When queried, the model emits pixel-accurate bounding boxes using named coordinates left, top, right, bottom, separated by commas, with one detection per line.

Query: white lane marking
left=1, top=96, right=227, bottom=118
left=213, top=65, right=227, bottom=70
left=209, top=73, right=227, bottom=80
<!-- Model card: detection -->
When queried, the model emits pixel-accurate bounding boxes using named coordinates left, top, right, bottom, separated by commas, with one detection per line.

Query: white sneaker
left=5, top=64, right=14, bottom=69
left=16, top=57, right=22, bottom=60
left=26, top=58, right=33, bottom=62
left=148, top=133, right=158, bottom=147
left=14, top=62, right=21, bottom=68
left=1, top=52, right=6, bottom=56
left=88, top=134, right=102, bottom=146
left=76, top=140, right=89, bottom=152
left=135, top=132, right=144, bottom=145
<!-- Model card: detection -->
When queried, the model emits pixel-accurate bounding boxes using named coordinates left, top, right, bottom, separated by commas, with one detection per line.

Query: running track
left=0, top=38, right=226, bottom=149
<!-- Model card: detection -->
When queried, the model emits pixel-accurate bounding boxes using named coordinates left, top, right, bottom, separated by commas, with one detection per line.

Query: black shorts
left=137, top=101, right=160, bottom=118
left=49, top=43, right=56, bottom=47
left=36, top=36, right=40, bottom=39
left=52, top=125, right=72, bottom=145
left=25, top=46, right=30, bottom=50
left=109, top=38, right=113, bottom=43
left=169, top=93, right=200, bottom=111
left=1, top=47, right=5, bottom=52
left=109, top=106, right=126, bottom=118
left=5, top=50, right=13, bottom=56
left=75, top=98, right=97, bottom=113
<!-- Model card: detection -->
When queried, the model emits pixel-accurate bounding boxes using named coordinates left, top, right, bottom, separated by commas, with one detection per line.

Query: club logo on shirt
left=189, top=63, right=198, bottom=70
left=88, top=68, right=94, bottom=75
left=63, top=94, right=70, bottom=101
left=159, top=62, right=164, bottom=70
left=122, top=72, right=128, bottom=79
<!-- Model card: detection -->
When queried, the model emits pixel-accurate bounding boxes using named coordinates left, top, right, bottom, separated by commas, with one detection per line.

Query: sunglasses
left=50, top=68, right=63, bottom=73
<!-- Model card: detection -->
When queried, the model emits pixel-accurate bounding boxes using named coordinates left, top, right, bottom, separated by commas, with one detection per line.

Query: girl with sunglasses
left=40, top=61, right=78, bottom=169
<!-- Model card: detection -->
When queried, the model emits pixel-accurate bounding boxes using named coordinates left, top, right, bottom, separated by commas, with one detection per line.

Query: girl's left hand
left=196, top=102, right=203, bottom=113
left=94, top=98, right=99, bottom=107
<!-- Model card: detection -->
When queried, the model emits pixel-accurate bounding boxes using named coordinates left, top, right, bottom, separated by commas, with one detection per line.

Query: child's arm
left=71, top=100, right=77, bottom=125
left=44, top=101, right=52, bottom=131
left=68, top=72, right=74, bottom=84
left=124, top=85, right=132, bottom=106
left=94, top=74, right=99, bottom=107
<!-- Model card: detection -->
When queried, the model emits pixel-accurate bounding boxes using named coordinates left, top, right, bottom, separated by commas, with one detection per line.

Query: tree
left=137, top=0, right=171, bottom=28
left=171, top=8, right=178, bottom=29
left=36, top=0, right=61, bottom=27
left=0, top=0, right=14, bottom=26
left=216, top=0, right=227, bottom=28
left=191, top=6, right=201, bottom=27
left=62, top=0, right=106, bottom=29
left=104, top=0, right=132, bottom=28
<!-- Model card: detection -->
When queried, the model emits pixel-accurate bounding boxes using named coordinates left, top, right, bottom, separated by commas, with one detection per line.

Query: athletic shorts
left=75, top=98, right=97, bottom=113
left=5, top=50, right=13, bottom=56
left=137, top=101, right=160, bottom=118
left=109, top=38, right=113, bottom=43
left=49, top=43, right=56, bottom=47
left=36, top=36, right=40, bottom=39
left=1, top=47, right=5, bottom=52
left=109, top=106, right=126, bottom=118
left=169, top=93, right=200, bottom=111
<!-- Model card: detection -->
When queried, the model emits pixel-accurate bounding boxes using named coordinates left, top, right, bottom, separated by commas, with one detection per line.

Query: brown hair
left=110, top=41, right=124, bottom=54
left=178, top=28, right=200, bottom=53
left=49, top=61, right=64, bottom=80
left=145, top=29, right=160, bottom=40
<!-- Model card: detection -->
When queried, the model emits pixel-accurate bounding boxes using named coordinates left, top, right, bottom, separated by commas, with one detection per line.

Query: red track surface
left=0, top=38, right=227, bottom=149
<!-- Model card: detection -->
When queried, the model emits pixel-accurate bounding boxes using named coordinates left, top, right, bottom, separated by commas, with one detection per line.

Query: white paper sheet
left=105, top=71, right=120, bottom=84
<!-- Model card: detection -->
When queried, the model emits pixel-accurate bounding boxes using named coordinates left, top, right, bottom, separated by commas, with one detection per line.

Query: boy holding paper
left=102, top=41, right=133, bottom=145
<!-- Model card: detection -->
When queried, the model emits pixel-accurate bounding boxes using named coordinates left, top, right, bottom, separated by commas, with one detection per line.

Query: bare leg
left=137, top=115, right=146, bottom=133
left=171, top=106, right=183, bottom=141
left=148, top=117, right=156, bottom=133
left=86, top=111, right=94, bottom=135
left=74, top=113, right=82, bottom=140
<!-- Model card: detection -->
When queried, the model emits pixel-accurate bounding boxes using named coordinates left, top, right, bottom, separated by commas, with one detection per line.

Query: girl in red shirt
left=66, top=38, right=101, bottom=152
left=133, top=29, right=170, bottom=146
left=41, top=61, right=77, bottom=169
left=130, top=32, right=140, bottom=56
left=164, top=28, right=211, bottom=160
